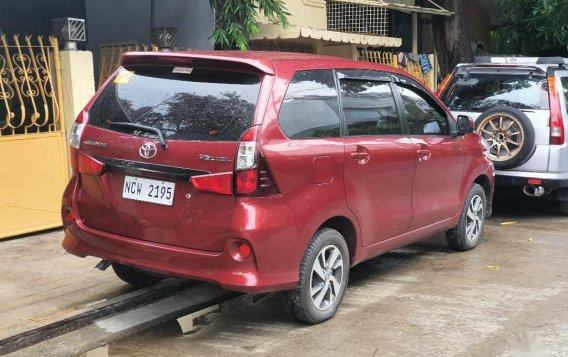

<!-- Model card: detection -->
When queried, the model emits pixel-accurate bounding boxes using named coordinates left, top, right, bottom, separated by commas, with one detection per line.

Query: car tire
left=283, top=228, right=349, bottom=324
left=559, top=202, right=568, bottom=216
left=111, top=262, right=163, bottom=288
left=475, top=106, right=535, bottom=169
left=446, top=183, right=487, bottom=251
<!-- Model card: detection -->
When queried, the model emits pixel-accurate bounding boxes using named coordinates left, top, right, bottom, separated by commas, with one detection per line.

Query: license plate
left=122, top=176, right=175, bottom=206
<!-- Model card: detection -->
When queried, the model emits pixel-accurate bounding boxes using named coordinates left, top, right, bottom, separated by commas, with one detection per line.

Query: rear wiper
left=109, top=122, right=168, bottom=150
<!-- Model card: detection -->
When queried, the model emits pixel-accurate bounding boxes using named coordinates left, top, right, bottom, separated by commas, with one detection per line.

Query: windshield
left=442, top=72, right=549, bottom=112
left=89, top=66, right=261, bottom=141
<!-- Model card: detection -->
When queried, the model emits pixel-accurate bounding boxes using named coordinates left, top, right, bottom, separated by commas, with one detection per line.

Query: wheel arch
left=318, top=216, right=358, bottom=264
left=473, top=174, right=492, bottom=199
left=472, top=173, right=493, bottom=215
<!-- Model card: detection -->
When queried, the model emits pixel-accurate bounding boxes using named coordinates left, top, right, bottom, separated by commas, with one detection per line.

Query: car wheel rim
left=309, top=245, right=344, bottom=311
left=466, top=195, right=484, bottom=242
left=477, top=114, right=525, bottom=162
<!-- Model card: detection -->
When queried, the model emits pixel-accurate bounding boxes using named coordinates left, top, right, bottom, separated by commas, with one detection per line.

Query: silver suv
left=438, top=57, right=568, bottom=213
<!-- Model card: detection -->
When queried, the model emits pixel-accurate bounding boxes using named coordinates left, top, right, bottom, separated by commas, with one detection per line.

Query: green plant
left=494, top=0, right=568, bottom=54
left=209, top=0, right=290, bottom=50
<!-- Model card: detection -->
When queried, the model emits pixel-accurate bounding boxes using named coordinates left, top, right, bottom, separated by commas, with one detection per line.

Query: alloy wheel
left=309, top=245, right=344, bottom=311
left=466, top=195, right=484, bottom=242
left=477, top=114, right=525, bottom=162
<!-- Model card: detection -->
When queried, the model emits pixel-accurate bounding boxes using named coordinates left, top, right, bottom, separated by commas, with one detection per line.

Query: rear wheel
left=283, top=228, right=349, bottom=324
left=559, top=202, right=568, bottom=216
left=446, top=183, right=487, bottom=251
left=111, top=263, right=163, bottom=288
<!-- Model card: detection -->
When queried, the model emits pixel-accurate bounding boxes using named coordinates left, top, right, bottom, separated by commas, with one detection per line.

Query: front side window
left=339, top=79, right=401, bottom=136
left=278, top=70, right=341, bottom=139
left=396, top=84, right=449, bottom=136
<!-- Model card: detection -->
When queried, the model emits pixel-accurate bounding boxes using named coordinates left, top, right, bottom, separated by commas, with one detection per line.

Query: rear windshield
left=89, top=67, right=261, bottom=141
left=442, top=72, right=549, bottom=112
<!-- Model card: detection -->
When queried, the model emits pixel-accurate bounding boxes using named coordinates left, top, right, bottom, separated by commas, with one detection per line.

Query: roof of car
left=120, top=50, right=404, bottom=76
left=458, top=56, right=568, bottom=72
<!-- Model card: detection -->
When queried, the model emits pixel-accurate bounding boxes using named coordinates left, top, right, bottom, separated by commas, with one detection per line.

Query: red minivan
left=62, top=51, right=494, bottom=324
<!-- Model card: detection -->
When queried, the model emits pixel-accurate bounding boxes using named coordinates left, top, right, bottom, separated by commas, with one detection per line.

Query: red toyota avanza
left=62, top=51, right=494, bottom=324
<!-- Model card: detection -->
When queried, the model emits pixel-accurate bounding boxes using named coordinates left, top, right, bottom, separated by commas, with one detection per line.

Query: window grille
left=327, top=1, right=389, bottom=36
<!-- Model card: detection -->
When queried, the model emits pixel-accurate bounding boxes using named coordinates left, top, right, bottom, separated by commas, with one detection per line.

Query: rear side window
left=442, top=72, right=549, bottom=112
left=396, top=83, right=449, bottom=136
left=339, top=79, right=401, bottom=136
left=278, top=70, right=341, bottom=139
left=89, top=67, right=261, bottom=141
left=562, top=77, right=568, bottom=110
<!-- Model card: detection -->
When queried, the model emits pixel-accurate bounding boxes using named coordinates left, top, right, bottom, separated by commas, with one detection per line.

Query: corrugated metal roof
left=252, top=24, right=402, bottom=47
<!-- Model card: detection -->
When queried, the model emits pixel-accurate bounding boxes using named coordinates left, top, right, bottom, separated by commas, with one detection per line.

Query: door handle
left=350, top=146, right=371, bottom=164
left=417, top=149, right=431, bottom=161
left=351, top=152, right=370, bottom=160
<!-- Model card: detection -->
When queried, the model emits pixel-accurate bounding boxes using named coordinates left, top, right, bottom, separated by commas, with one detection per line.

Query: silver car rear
left=439, top=57, right=568, bottom=212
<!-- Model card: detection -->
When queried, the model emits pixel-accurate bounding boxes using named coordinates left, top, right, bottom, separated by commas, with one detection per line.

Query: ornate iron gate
left=0, top=35, right=68, bottom=239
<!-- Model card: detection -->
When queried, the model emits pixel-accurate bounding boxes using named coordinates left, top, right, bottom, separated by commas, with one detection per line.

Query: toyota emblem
left=139, top=142, right=157, bottom=159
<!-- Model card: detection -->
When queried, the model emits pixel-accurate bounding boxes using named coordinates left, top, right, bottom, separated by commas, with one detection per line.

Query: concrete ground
left=0, top=229, right=133, bottom=340
left=109, top=195, right=568, bottom=357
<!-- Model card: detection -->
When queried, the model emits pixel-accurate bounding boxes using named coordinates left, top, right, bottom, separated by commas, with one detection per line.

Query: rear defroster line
left=0, top=279, right=239, bottom=355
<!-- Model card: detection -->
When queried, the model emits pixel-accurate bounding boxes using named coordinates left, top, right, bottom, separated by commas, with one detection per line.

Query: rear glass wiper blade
left=109, top=122, right=168, bottom=150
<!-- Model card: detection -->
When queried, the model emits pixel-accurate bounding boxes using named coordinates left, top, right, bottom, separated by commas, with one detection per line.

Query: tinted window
left=442, top=73, right=549, bottom=112
left=562, top=77, right=568, bottom=111
left=340, top=79, right=401, bottom=136
left=397, top=84, right=449, bottom=136
left=89, top=67, right=261, bottom=141
left=278, top=70, right=340, bottom=138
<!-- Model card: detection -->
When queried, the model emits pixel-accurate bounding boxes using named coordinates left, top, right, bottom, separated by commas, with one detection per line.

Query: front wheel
left=446, top=183, right=487, bottom=251
left=283, top=228, right=349, bottom=324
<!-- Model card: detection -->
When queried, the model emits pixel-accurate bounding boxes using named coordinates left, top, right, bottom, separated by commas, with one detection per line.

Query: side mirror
left=456, top=115, right=474, bottom=134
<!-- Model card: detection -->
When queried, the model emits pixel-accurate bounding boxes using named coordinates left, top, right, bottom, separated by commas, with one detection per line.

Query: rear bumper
left=495, top=173, right=568, bottom=189
left=62, top=222, right=297, bottom=293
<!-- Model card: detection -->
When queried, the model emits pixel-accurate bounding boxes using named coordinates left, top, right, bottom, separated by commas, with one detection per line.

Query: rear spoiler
left=121, top=51, right=275, bottom=75
left=474, top=56, right=568, bottom=66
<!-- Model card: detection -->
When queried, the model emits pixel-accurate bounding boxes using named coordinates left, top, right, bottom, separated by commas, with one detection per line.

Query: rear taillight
left=69, top=110, right=104, bottom=177
left=78, top=152, right=105, bottom=176
left=191, top=172, right=233, bottom=195
left=191, top=125, right=279, bottom=196
left=70, top=110, right=87, bottom=149
left=236, top=170, right=258, bottom=195
left=236, top=126, right=259, bottom=171
left=70, top=110, right=88, bottom=175
left=548, top=76, right=565, bottom=145
left=235, top=126, right=279, bottom=196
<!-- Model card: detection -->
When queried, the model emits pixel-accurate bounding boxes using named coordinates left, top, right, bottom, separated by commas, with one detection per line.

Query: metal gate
left=98, top=42, right=157, bottom=88
left=0, top=35, right=68, bottom=239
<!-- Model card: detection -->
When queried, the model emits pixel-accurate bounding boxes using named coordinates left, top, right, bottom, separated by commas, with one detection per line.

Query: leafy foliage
left=493, top=0, right=568, bottom=54
left=209, top=0, right=290, bottom=50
